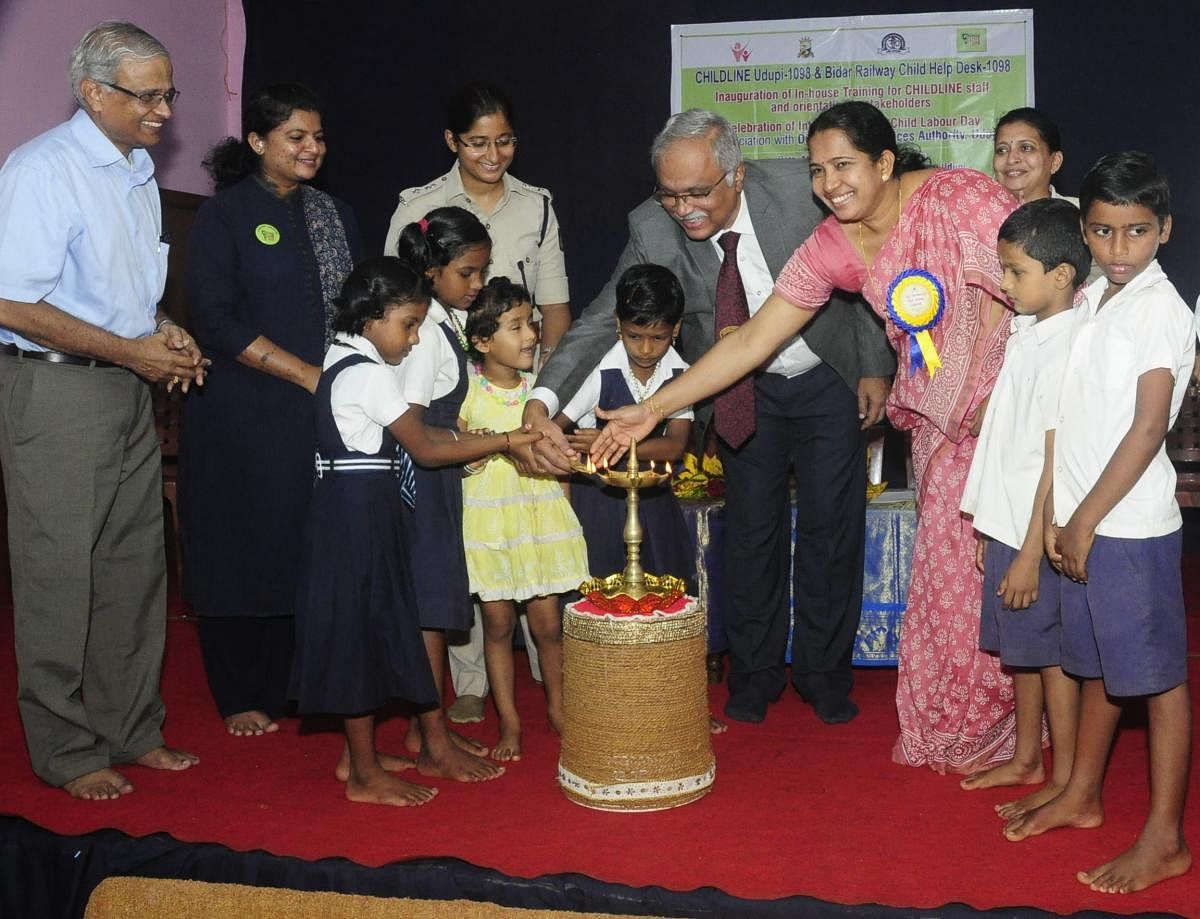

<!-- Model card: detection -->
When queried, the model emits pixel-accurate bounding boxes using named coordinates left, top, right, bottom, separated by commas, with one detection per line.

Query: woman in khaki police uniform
left=384, top=82, right=570, bottom=353
left=383, top=82, right=571, bottom=723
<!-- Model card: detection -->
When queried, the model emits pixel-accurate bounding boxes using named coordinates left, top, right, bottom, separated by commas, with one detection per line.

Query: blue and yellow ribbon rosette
left=886, top=268, right=945, bottom=378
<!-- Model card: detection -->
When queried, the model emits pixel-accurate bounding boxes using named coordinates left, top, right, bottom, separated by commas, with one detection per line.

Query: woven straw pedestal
left=557, top=597, right=715, bottom=811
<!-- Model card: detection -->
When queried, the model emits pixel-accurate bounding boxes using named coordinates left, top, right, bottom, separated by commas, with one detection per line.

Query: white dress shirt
left=394, top=299, right=469, bottom=407
left=326, top=336, right=412, bottom=454
left=1053, top=261, right=1193, bottom=538
left=713, top=195, right=821, bottom=378
left=961, top=309, right=1072, bottom=549
left=558, top=340, right=694, bottom=428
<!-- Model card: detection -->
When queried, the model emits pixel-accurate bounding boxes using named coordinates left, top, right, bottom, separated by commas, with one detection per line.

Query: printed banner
left=671, top=11, right=1034, bottom=172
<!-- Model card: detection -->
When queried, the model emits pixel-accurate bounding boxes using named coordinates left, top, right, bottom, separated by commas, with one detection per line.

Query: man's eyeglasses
left=652, top=172, right=732, bottom=207
left=457, top=135, right=516, bottom=151
left=100, top=81, right=180, bottom=107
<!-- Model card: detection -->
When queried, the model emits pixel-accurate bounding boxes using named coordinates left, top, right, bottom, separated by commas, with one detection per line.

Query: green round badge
left=255, top=223, right=280, bottom=245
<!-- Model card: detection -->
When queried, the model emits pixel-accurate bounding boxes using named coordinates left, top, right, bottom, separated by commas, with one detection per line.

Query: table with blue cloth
left=679, top=489, right=916, bottom=666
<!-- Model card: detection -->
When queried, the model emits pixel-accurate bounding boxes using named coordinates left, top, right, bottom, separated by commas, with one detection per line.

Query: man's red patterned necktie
left=712, top=231, right=755, bottom=448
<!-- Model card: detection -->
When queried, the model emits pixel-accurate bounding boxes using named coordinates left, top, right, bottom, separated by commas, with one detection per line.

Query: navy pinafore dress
left=290, top=353, right=439, bottom=715
left=569, top=368, right=695, bottom=589
left=403, top=323, right=473, bottom=630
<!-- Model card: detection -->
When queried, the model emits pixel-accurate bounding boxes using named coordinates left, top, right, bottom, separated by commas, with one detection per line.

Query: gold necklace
left=854, top=179, right=904, bottom=278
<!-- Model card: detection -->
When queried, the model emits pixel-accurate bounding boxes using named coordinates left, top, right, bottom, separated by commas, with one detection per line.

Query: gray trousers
left=0, top=355, right=167, bottom=786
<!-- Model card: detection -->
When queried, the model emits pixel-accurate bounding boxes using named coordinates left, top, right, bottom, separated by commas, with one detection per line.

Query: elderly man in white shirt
left=0, top=21, right=205, bottom=799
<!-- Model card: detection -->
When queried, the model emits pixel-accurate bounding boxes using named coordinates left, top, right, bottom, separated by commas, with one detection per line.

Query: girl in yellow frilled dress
left=459, top=277, right=588, bottom=762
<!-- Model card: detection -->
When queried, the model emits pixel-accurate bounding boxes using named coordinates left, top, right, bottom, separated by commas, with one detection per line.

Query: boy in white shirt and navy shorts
left=1002, top=152, right=1193, bottom=896
left=959, top=198, right=1091, bottom=822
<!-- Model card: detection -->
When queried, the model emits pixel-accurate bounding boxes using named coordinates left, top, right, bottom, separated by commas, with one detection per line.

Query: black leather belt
left=1, top=343, right=116, bottom=369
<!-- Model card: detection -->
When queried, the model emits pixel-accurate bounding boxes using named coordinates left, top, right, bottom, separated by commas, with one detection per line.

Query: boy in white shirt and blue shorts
left=1002, top=152, right=1193, bottom=896
left=960, top=198, right=1091, bottom=824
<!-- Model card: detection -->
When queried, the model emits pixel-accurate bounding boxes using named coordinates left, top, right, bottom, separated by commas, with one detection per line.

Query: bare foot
left=335, top=748, right=416, bottom=782
left=960, top=756, right=1043, bottom=791
left=405, top=722, right=488, bottom=758
left=491, top=722, right=522, bottom=762
left=345, top=771, right=438, bottom=807
left=449, top=729, right=489, bottom=757
left=133, top=746, right=198, bottom=771
left=62, top=767, right=133, bottom=800
left=1004, top=792, right=1103, bottom=841
left=996, top=781, right=1066, bottom=820
left=1078, top=835, right=1191, bottom=893
left=417, top=743, right=504, bottom=782
left=224, top=710, right=279, bottom=737
left=709, top=716, right=728, bottom=735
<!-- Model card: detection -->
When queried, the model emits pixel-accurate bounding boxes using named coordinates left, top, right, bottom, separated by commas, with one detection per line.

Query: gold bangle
left=504, top=432, right=511, bottom=452
left=647, top=398, right=668, bottom=421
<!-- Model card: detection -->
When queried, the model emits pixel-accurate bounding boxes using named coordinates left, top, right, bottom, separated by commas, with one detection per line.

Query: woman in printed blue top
left=182, top=84, right=363, bottom=738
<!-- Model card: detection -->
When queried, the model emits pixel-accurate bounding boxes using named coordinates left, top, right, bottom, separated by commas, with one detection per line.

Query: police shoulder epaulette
left=511, top=176, right=550, bottom=199
left=396, top=177, right=446, bottom=206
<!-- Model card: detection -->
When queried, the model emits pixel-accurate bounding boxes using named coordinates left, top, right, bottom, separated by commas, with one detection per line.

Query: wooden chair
left=1167, top=379, right=1200, bottom=508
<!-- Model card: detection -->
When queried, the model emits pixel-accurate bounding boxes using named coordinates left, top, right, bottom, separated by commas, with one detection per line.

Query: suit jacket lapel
left=744, top=177, right=789, bottom=276
left=689, top=236, right=720, bottom=316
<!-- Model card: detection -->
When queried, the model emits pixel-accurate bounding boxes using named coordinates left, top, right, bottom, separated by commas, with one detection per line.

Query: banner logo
left=796, top=36, right=814, bottom=58
left=879, top=32, right=908, bottom=54
left=957, top=28, right=988, bottom=52
left=731, top=41, right=751, bottom=62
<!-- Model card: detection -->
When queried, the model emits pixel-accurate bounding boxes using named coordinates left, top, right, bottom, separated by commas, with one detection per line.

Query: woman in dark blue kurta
left=180, top=85, right=363, bottom=735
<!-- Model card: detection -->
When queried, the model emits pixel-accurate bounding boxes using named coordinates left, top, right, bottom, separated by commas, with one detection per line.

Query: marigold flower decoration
left=671, top=451, right=725, bottom=499
left=671, top=450, right=887, bottom=501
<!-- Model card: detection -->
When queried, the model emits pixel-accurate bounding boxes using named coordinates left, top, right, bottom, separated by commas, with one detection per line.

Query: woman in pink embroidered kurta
left=591, top=101, right=1020, bottom=773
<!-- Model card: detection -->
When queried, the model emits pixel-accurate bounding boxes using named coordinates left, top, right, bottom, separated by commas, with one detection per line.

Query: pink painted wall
left=0, top=0, right=245, bottom=195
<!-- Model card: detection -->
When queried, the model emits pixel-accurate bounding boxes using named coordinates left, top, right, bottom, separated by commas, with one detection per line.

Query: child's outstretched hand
left=1056, top=517, right=1094, bottom=583
left=999, top=553, right=1040, bottom=610
left=565, top=427, right=600, bottom=452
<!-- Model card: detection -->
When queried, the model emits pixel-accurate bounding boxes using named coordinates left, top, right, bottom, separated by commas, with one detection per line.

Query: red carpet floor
left=2, top=572, right=1199, bottom=917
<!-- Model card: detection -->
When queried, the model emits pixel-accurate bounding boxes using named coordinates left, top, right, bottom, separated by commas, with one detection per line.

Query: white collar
left=1083, top=259, right=1167, bottom=318
left=712, top=193, right=754, bottom=255
left=334, top=334, right=386, bottom=364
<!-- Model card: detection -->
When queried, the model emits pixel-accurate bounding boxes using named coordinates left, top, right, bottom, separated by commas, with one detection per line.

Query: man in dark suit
left=520, top=110, right=895, bottom=724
